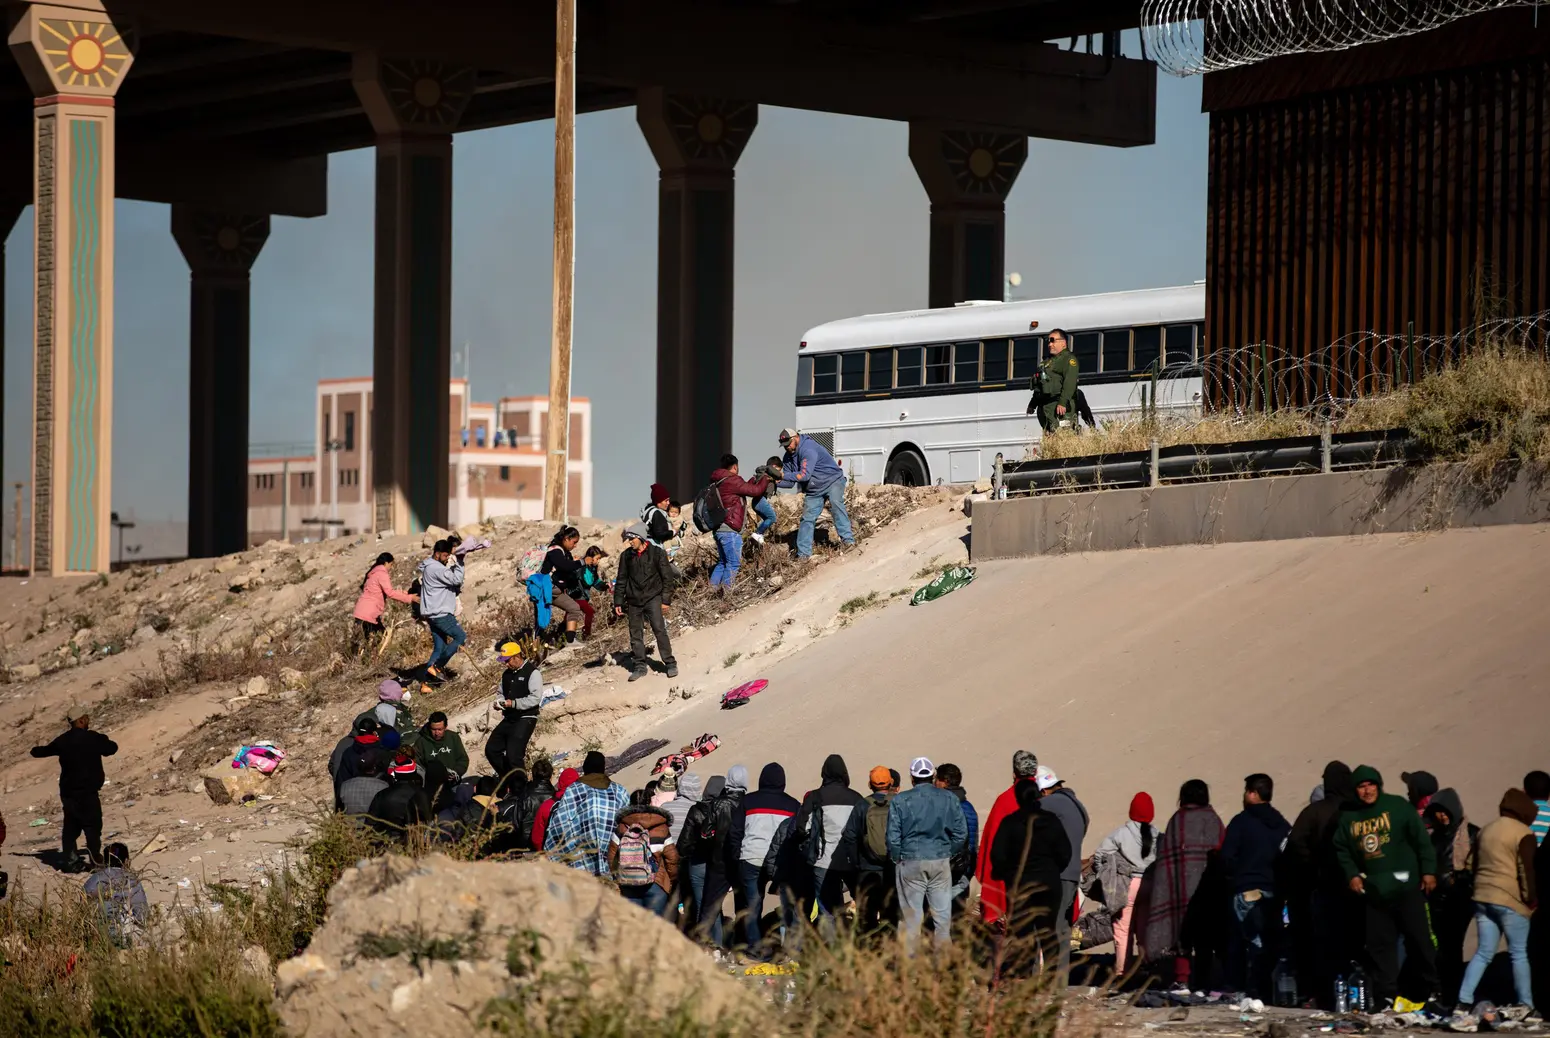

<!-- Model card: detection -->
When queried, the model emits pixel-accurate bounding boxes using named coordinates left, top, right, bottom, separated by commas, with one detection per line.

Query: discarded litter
left=28, top=818, right=48, bottom=827
left=910, top=565, right=976, bottom=606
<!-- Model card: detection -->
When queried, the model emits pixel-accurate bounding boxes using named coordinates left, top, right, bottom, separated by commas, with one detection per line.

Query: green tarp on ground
left=910, top=565, right=976, bottom=606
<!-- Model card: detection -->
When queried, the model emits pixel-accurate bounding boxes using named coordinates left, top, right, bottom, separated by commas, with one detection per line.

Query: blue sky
left=3, top=68, right=1206, bottom=526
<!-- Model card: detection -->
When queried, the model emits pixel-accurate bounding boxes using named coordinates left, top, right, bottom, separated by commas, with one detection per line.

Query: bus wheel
left=885, top=450, right=928, bottom=487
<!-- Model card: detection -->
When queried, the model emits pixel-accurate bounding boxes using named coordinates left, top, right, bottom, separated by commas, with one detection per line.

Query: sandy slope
left=612, top=523, right=1550, bottom=846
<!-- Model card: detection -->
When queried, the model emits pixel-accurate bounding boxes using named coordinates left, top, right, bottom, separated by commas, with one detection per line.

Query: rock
left=230, top=570, right=264, bottom=591
left=240, top=945, right=273, bottom=982
left=276, top=855, right=753, bottom=1038
left=138, top=832, right=170, bottom=857
left=10, top=663, right=40, bottom=681
left=767, top=574, right=785, bottom=589
left=132, top=625, right=158, bottom=644
left=168, top=748, right=184, bottom=765
left=243, top=676, right=271, bottom=698
left=214, top=557, right=241, bottom=574
left=71, top=627, right=94, bottom=648
left=202, top=761, right=278, bottom=805
left=420, top=525, right=449, bottom=548
left=278, top=667, right=306, bottom=689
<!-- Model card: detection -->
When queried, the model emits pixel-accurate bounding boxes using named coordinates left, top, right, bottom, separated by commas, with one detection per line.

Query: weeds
left=838, top=592, right=879, bottom=615
left=722, top=652, right=742, bottom=668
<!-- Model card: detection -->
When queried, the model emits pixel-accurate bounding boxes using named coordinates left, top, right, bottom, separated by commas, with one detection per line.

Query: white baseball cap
left=1034, top=765, right=1060, bottom=791
left=910, top=756, right=935, bottom=779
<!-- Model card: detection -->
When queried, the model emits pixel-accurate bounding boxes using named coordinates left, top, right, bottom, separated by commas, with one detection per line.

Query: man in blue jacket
left=776, top=427, right=856, bottom=560
left=1222, top=772, right=1292, bottom=998
left=886, top=757, right=967, bottom=950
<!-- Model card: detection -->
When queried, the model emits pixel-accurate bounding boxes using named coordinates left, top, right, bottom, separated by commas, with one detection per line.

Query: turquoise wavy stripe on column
left=67, top=119, right=102, bottom=573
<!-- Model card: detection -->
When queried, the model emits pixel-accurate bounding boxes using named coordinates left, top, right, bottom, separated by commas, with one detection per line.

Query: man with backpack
left=887, top=757, right=968, bottom=950
left=613, top=523, right=678, bottom=681
left=610, top=793, right=679, bottom=917
left=700, top=455, right=771, bottom=589
left=847, top=765, right=900, bottom=933
left=775, top=427, right=855, bottom=560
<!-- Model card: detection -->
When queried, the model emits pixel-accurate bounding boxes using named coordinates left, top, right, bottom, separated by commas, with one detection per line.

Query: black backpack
left=691, top=479, right=728, bottom=534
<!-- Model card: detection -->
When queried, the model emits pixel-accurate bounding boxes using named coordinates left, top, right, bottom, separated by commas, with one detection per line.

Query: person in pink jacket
left=352, top=553, right=417, bottom=655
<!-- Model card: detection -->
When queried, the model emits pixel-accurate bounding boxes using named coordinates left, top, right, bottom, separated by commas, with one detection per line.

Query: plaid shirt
left=545, top=777, right=628, bottom=875
left=340, top=776, right=388, bottom=816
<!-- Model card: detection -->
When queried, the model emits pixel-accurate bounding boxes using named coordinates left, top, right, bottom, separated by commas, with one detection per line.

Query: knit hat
left=725, top=764, right=750, bottom=792
left=1012, top=750, right=1039, bottom=779
left=650, top=483, right=670, bottom=504
left=1129, top=792, right=1155, bottom=824
left=583, top=750, right=607, bottom=775
left=623, top=522, right=650, bottom=541
left=381, top=729, right=402, bottom=751
left=657, top=771, right=678, bottom=793
left=389, top=754, right=417, bottom=777
left=868, top=765, right=892, bottom=790
left=1034, top=765, right=1060, bottom=791
left=378, top=678, right=405, bottom=703
left=678, top=773, right=703, bottom=801
left=910, top=757, right=935, bottom=780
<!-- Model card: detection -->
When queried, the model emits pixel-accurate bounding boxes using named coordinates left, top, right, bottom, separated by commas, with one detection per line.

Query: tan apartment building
left=247, top=378, right=591, bottom=545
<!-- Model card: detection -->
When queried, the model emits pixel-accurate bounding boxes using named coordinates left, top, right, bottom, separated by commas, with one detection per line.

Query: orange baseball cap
left=868, top=765, right=892, bottom=790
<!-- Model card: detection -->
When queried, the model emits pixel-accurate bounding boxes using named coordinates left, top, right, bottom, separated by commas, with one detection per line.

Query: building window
left=300, top=471, right=314, bottom=489
left=339, top=468, right=359, bottom=487
left=344, top=412, right=356, bottom=452
left=323, top=413, right=331, bottom=447
left=499, top=466, right=510, bottom=481
left=254, top=474, right=275, bottom=490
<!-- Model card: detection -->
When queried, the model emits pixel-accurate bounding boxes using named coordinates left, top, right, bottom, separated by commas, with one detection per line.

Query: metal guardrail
left=991, top=427, right=1414, bottom=496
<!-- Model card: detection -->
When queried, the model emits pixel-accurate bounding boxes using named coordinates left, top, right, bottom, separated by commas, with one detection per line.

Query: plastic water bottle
left=1334, top=973, right=1349, bottom=1014
left=1348, top=965, right=1368, bottom=1013
left=1272, top=959, right=1298, bottom=1008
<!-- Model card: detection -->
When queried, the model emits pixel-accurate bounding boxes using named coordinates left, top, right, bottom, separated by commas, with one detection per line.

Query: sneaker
left=628, top=667, right=649, bottom=682
left=750, top=531, right=765, bottom=545
left=665, top=664, right=678, bottom=678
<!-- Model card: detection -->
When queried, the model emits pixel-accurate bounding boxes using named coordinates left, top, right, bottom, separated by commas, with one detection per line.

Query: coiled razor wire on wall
left=1140, top=0, right=1542, bottom=76
left=1201, top=309, right=1550, bottom=416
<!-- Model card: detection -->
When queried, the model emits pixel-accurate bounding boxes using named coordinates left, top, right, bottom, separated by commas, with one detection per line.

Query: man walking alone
left=31, top=712, right=117, bottom=872
left=886, top=757, right=967, bottom=950
left=613, top=523, right=679, bottom=681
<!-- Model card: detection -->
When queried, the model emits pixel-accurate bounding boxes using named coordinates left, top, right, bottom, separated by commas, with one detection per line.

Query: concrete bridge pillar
left=173, top=207, right=270, bottom=558
left=9, top=6, right=134, bottom=575
left=637, top=90, right=758, bottom=500
left=352, top=55, right=473, bottom=536
left=909, top=124, right=1027, bottom=308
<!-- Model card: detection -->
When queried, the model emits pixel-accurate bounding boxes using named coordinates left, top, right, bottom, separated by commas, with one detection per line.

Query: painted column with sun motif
left=172, top=207, right=270, bottom=559
left=909, top=124, right=1028, bottom=309
left=353, top=55, right=474, bottom=537
left=637, top=89, right=758, bottom=500
left=8, top=6, right=133, bottom=575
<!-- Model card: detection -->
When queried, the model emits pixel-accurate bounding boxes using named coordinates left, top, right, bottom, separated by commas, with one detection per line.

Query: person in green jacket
left=410, top=711, right=469, bottom=781
left=1030, top=328, right=1080, bottom=434
left=1334, top=765, right=1440, bottom=1005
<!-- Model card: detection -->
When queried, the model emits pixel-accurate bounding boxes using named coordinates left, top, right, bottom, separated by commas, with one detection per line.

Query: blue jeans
left=1459, top=901, right=1533, bottom=1006
left=425, top=614, right=467, bottom=669
left=752, top=497, right=776, bottom=535
left=796, top=477, right=854, bottom=558
left=737, top=860, right=765, bottom=951
left=1229, top=890, right=1276, bottom=997
left=620, top=882, right=670, bottom=917
left=710, top=530, right=743, bottom=587
left=896, top=858, right=954, bottom=950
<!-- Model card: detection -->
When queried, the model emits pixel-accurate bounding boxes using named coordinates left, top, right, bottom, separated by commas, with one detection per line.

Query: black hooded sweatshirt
left=1222, top=801, right=1293, bottom=894
left=989, top=780, right=1072, bottom=903
left=794, top=754, right=866, bottom=872
left=1287, top=761, right=1356, bottom=892
left=1425, top=788, right=1479, bottom=885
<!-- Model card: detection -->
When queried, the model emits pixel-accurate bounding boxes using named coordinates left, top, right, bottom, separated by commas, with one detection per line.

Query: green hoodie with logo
left=1333, top=765, right=1437, bottom=901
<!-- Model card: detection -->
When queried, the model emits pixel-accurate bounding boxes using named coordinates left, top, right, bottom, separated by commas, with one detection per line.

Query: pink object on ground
left=720, top=679, right=769, bottom=709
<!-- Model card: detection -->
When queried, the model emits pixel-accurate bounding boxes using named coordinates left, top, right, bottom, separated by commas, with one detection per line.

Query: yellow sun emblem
left=39, top=19, right=130, bottom=90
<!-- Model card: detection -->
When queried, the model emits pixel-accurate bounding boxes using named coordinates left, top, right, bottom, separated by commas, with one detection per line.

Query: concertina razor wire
left=1140, top=0, right=1543, bottom=76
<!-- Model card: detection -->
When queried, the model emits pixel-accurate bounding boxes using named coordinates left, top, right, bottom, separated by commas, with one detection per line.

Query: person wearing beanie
left=30, top=713, right=117, bottom=871
left=333, top=716, right=386, bottom=808
left=977, top=749, right=1040, bottom=926
left=355, top=678, right=415, bottom=735
left=739, top=763, right=799, bottom=953
left=686, top=765, right=748, bottom=947
left=1093, top=792, right=1160, bottom=974
left=1221, top=774, right=1292, bottom=997
left=367, top=753, right=433, bottom=839
left=1285, top=761, right=1357, bottom=1007
left=642, top=483, right=674, bottom=547
left=652, top=771, right=679, bottom=808
left=1334, top=765, right=1439, bottom=1005
left=792, top=755, right=867, bottom=935
left=1457, top=788, right=1540, bottom=1008
left=847, top=765, right=900, bottom=933
left=614, top=522, right=678, bottom=681
left=544, top=751, right=627, bottom=876
left=885, top=757, right=968, bottom=951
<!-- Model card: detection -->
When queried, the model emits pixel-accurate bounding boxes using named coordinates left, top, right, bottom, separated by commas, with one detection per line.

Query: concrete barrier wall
left=970, top=463, right=1550, bottom=560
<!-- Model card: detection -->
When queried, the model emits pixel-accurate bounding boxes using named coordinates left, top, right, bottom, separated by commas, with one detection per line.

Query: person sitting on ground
left=510, top=758, right=557, bottom=851
left=542, top=526, right=589, bottom=645
left=706, top=454, right=771, bottom=590
left=352, top=552, right=418, bottom=656
left=613, top=523, right=679, bottom=682
left=356, top=678, right=415, bottom=735
left=611, top=790, right=679, bottom=918
left=1092, top=792, right=1159, bottom=975
left=333, top=716, right=384, bottom=806
left=83, top=842, right=148, bottom=948
left=485, top=641, right=545, bottom=782
left=31, top=711, right=118, bottom=872
left=748, top=457, right=783, bottom=545
left=934, top=763, right=979, bottom=922
left=531, top=766, right=579, bottom=854
left=418, top=540, right=466, bottom=682
left=642, top=483, right=675, bottom=547
left=411, top=711, right=468, bottom=782
left=988, top=775, right=1072, bottom=980
left=339, top=751, right=390, bottom=817
left=544, top=751, right=629, bottom=876
left=368, top=753, right=434, bottom=838
left=1220, top=773, right=1292, bottom=998
left=572, top=545, right=609, bottom=641
left=1457, top=788, right=1540, bottom=1010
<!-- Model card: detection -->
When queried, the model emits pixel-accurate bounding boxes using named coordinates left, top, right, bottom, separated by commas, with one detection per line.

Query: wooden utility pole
left=543, top=0, right=577, bottom=522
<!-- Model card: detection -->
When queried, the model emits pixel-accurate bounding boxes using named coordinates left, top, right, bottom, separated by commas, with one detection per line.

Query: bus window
left=1073, top=332, right=1100, bottom=372
left=867, top=348, right=893, bottom=390
left=896, top=346, right=923, bottom=388
left=982, top=338, right=1010, bottom=382
left=1133, top=326, right=1162, bottom=371
left=813, top=354, right=838, bottom=394
left=1165, top=324, right=1194, bottom=364
left=925, top=344, right=950, bottom=385
left=953, top=342, right=980, bottom=383
left=795, top=355, right=814, bottom=398
left=1012, top=337, right=1041, bottom=380
left=841, top=351, right=866, bottom=392
left=1102, top=328, right=1131, bottom=373
left=1194, top=322, right=1206, bottom=356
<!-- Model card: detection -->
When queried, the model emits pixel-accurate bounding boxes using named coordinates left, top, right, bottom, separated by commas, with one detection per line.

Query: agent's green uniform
left=1033, top=350, right=1079, bottom=432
